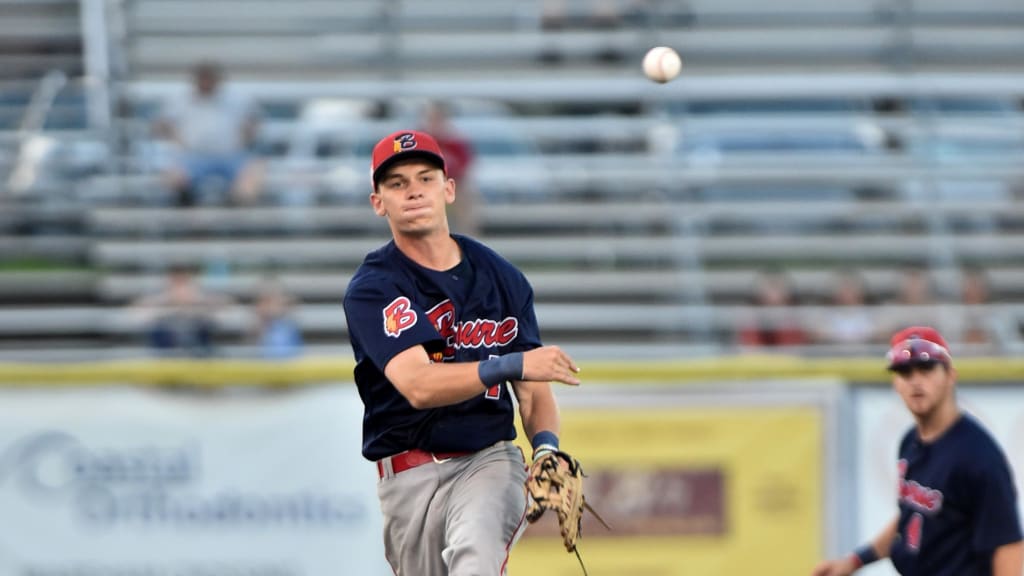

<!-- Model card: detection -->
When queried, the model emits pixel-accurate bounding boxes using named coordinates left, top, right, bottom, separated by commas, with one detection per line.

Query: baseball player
left=811, top=326, right=1023, bottom=576
left=343, top=129, right=581, bottom=575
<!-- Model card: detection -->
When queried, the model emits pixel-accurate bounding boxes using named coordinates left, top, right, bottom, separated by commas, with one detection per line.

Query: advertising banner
left=0, top=384, right=391, bottom=576
left=509, top=385, right=830, bottom=576
left=0, top=379, right=842, bottom=576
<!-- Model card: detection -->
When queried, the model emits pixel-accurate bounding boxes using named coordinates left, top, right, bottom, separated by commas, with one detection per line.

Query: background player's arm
left=384, top=344, right=580, bottom=410
left=992, top=540, right=1023, bottom=576
left=810, top=517, right=896, bottom=576
left=863, top=517, right=897, bottom=562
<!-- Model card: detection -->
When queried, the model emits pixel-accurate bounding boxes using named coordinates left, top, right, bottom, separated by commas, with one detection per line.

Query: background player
left=811, top=326, right=1023, bottom=576
left=342, top=129, right=582, bottom=575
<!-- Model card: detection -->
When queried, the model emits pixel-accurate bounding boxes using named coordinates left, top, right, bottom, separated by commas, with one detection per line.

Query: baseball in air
left=642, top=46, right=682, bottom=83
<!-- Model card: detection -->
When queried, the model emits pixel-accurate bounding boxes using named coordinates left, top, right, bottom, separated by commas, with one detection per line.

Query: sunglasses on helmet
left=886, top=339, right=951, bottom=374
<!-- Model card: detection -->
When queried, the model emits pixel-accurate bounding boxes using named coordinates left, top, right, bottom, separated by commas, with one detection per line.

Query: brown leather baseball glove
left=525, top=449, right=610, bottom=573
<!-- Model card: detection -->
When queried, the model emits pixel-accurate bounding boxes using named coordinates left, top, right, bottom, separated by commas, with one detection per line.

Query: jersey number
left=905, top=512, right=923, bottom=551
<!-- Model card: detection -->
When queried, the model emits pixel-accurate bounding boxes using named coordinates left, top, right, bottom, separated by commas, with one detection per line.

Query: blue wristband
left=531, top=430, right=560, bottom=451
left=853, top=544, right=879, bottom=567
left=477, top=352, right=524, bottom=388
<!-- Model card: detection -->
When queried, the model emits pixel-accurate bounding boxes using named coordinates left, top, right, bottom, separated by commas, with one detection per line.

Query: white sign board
left=854, top=386, right=1024, bottom=576
left=0, top=384, right=391, bottom=576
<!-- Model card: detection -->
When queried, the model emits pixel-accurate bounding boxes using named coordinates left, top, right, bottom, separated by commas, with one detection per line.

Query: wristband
left=531, top=430, right=560, bottom=453
left=477, top=352, right=524, bottom=388
left=852, top=544, right=879, bottom=568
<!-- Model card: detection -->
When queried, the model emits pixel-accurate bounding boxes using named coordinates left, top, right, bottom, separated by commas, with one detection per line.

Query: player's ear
left=444, top=176, right=456, bottom=205
left=370, top=190, right=387, bottom=217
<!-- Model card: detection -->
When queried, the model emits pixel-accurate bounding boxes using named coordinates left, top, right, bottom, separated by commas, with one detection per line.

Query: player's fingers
left=556, top=350, right=579, bottom=373
left=543, top=348, right=567, bottom=370
left=557, top=359, right=578, bottom=375
left=555, top=368, right=581, bottom=386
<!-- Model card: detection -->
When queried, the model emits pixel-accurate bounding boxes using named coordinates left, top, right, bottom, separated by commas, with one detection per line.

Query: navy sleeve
left=343, top=276, right=444, bottom=373
left=510, top=277, right=543, bottom=353
left=969, top=450, right=1023, bottom=552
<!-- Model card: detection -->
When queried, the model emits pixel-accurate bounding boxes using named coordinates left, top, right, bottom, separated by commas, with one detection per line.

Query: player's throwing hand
left=523, top=345, right=581, bottom=386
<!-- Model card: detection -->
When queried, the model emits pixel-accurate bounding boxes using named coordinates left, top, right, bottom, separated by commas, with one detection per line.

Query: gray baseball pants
left=377, top=441, right=529, bottom=575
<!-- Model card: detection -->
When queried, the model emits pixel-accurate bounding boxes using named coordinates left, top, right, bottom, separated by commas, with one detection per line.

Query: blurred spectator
left=955, top=266, right=998, bottom=348
left=895, top=265, right=936, bottom=306
left=736, top=268, right=808, bottom=347
left=815, top=268, right=877, bottom=346
left=249, top=279, right=303, bottom=359
left=131, top=265, right=234, bottom=357
left=541, top=0, right=624, bottom=29
left=419, top=101, right=480, bottom=236
left=153, top=61, right=265, bottom=206
left=882, top=265, right=940, bottom=333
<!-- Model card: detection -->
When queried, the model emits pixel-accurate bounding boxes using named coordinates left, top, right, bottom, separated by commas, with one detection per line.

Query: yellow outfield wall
left=0, top=355, right=1022, bottom=387
left=510, top=406, right=823, bottom=576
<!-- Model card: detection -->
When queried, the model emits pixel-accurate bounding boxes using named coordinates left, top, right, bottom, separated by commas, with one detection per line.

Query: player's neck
left=395, top=232, right=461, bottom=271
left=915, top=397, right=961, bottom=443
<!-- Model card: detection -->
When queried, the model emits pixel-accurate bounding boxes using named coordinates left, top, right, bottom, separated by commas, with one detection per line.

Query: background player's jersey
left=889, top=414, right=1023, bottom=576
left=343, top=234, right=542, bottom=461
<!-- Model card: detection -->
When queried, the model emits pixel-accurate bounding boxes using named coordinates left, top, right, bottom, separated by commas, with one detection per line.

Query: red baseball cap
left=370, top=130, right=447, bottom=186
left=886, top=326, right=952, bottom=370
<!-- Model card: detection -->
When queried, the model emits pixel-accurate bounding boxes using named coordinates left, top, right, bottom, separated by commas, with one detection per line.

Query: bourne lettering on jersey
left=898, top=459, right=943, bottom=513
left=426, top=299, right=518, bottom=360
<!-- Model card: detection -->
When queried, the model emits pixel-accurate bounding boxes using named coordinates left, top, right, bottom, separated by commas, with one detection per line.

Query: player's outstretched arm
left=384, top=344, right=579, bottom=410
left=810, top=517, right=897, bottom=576
left=992, top=540, right=1023, bottom=576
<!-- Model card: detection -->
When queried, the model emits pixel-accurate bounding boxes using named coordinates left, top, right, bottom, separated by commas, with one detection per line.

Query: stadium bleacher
left=1, top=0, right=1024, bottom=361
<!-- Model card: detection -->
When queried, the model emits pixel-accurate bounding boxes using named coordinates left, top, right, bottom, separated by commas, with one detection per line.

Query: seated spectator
left=955, top=266, right=999, bottom=349
left=249, top=279, right=303, bottom=359
left=419, top=100, right=480, bottom=236
left=815, top=268, right=877, bottom=346
left=153, top=61, right=265, bottom=206
left=736, top=268, right=808, bottom=347
left=131, top=264, right=234, bottom=357
left=881, top=264, right=940, bottom=334
left=896, top=265, right=936, bottom=306
left=541, top=0, right=624, bottom=30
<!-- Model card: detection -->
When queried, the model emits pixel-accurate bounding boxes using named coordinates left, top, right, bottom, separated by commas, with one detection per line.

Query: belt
left=377, top=449, right=473, bottom=479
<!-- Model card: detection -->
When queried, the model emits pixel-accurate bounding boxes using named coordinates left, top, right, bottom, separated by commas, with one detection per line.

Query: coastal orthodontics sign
left=0, top=384, right=391, bottom=576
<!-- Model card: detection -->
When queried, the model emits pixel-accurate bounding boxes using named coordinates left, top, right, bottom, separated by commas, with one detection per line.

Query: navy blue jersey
left=343, top=235, right=543, bottom=461
left=889, top=414, right=1022, bottom=576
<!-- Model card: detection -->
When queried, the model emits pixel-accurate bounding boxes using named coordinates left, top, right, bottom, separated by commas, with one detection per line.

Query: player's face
left=371, top=160, right=455, bottom=237
left=891, top=362, right=956, bottom=419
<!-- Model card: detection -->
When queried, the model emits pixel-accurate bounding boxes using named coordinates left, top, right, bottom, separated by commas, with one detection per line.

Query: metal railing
left=4, top=69, right=67, bottom=197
